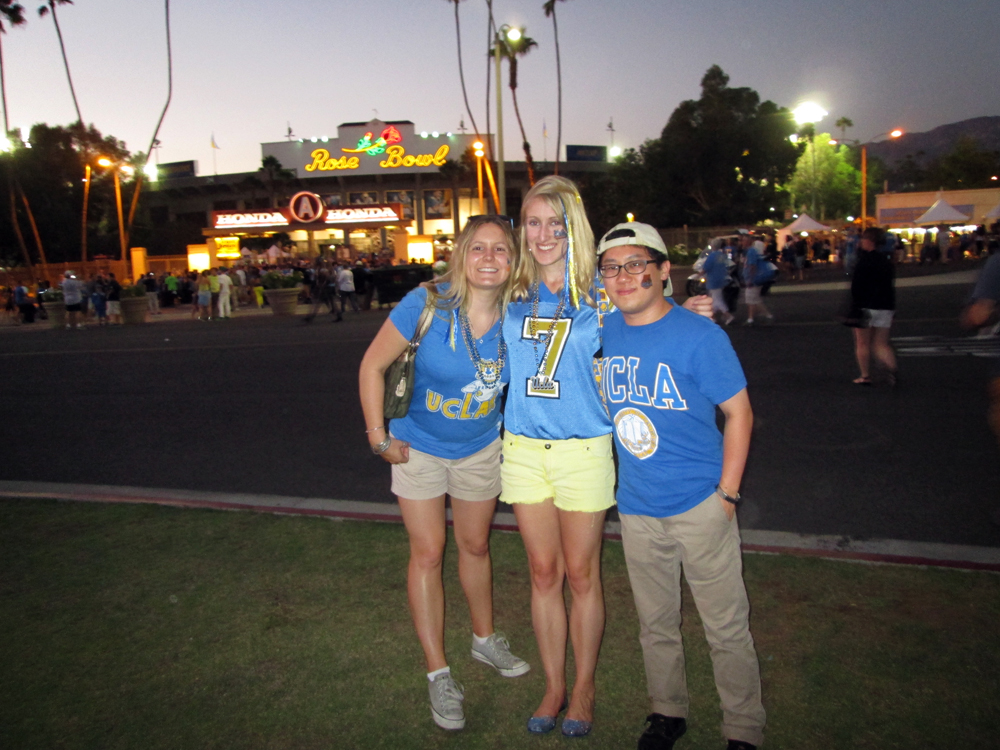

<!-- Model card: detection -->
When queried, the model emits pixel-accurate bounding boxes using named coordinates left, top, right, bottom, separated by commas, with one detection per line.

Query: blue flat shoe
left=561, top=718, right=593, bottom=737
left=527, top=715, right=557, bottom=734
left=526, top=700, right=568, bottom=734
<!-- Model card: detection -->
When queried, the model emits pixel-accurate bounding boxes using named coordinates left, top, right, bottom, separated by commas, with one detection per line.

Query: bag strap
left=407, top=290, right=437, bottom=352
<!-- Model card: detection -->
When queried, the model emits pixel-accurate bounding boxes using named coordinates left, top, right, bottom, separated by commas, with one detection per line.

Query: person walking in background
left=61, top=270, right=84, bottom=329
left=208, top=268, right=221, bottom=318
left=742, top=240, right=773, bottom=326
left=195, top=270, right=212, bottom=321
left=217, top=267, right=233, bottom=319
left=142, top=273, right=160, bottom=315
left=106, top=273, right=122, bottom=325
left=960, top=250, right=1000, bottom=525
left=359, top=216, right=529, bottom=732
left=704, top=239, right=735, bottom=325
left=91, top=272, right=109, bottom=326
left=849, top=227, right=897, bottom=386
left=13, top=281, right=34, bottom=324
left=597, top=221, right=765, bottom=750
left=337, top=262, right=360, bottom=313
left=163, top=271, right=178, bottom=307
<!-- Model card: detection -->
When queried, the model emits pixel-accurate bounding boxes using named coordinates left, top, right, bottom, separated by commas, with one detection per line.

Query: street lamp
left=473, top=141, right=486, bottom=214
left=792, top=102, right=828, bottom=217
left=97, top=157, right=134, bottom=264
left=832, top=129, right=903, bottom=227
left=493, top=23, right=522, bottom=216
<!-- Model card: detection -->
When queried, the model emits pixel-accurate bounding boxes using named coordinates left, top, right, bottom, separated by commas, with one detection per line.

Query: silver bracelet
left=371, top=436, right=392, bottom=455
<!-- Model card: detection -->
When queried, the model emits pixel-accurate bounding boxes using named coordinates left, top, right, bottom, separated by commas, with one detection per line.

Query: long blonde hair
left=427, top=214, right=521, bottom=317
left=511, top=175, right=596, bottom=307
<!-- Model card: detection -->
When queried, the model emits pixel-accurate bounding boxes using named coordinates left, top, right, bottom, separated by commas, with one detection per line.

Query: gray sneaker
left=429, top=672, right=465, bottom=730
left=471, top=632, right=531, bottom=677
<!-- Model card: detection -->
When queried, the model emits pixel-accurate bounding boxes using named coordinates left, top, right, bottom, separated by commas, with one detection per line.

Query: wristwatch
left=715, top=485, right=742, bottom=506
left=372, top=436, right=392, bottom=455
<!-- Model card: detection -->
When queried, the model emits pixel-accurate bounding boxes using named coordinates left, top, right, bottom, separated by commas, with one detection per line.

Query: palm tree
left=835, top=116, right=853, bottom=143
left=1, top=0, right=26, bottom=134
left=445, top=0, right=480, bottom=145
left=38, top=0, right=82, bottom=125
left=543, top=0, right=567, bottom=174
left=492, top=31, right=538, bottom=186
left=1, top=2, right=38, bottom=276
left=259, top=155, right=295, bottom=208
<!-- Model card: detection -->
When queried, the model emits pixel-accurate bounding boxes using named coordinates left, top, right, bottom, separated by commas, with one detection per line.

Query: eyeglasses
left=465, top=214, right=514, bottom=230
left=598, top=259, right=656, bottom=278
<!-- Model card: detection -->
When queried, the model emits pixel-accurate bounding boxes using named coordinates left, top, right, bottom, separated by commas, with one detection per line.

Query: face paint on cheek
left=641, top=274, right=653, bottom=289
left=553, top=229, right=568, bottom=239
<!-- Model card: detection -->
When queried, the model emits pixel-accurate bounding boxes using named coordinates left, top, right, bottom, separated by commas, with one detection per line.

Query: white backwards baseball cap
left=597, top=222, right=668, bottom=256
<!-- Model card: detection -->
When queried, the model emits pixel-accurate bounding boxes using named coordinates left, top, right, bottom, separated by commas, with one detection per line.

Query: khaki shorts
left=500, top=432, right=616, bottom=512
left=391, top=436, right=501, bottom=502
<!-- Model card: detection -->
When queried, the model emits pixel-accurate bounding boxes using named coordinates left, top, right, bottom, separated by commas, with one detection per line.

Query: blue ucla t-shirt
left=388, top=286, right=508, bottom=459
left=503, top=283, right=612, bottom=440
left=602, top=304, right=747, bottom=518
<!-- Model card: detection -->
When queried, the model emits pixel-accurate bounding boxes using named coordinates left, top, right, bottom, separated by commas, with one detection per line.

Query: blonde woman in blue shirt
left=359, top=215, right=529, bottom=732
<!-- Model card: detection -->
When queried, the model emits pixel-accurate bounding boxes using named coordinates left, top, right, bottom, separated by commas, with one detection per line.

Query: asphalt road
left=2, top=268, right=998, bottom=548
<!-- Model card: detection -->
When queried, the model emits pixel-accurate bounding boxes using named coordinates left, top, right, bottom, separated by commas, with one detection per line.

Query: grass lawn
left=1, top=499, right=998, bottom=749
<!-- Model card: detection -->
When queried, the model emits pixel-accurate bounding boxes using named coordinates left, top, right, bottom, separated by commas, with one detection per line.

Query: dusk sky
left=4, top=0, right=998, bottom=176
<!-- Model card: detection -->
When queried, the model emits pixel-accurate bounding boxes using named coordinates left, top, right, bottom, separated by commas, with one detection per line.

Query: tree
left=1, top=0, right=26, bottom=134
left=786, top=133, right=861, bottom=220
left=38, top=0, right=81, bottom=125
left=835, top=116, right=853, bottom=142
left=446, top=0, right=480, bottom=146
left=542, top=0, right=567, bottom=174
left=438, top=148, right=475, bottom=235
left=259, top=155, right=295, bottom=208
left=492, top=30, right=538, bottom=185
left=0, top=122, right=133, bottom=264
left=647, top=65, right=799, bottom=225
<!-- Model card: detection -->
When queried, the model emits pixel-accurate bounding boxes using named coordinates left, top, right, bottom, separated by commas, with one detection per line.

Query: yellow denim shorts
left=500, top=432, right=616, bottom=512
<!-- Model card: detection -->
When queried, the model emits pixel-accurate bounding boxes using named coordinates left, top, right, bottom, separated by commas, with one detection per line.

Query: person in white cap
left=596, top=221, right=765, bottom=750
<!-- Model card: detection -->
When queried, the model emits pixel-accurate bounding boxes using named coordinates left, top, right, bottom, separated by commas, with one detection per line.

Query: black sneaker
left=638, top=714, right=686, bottom=750
left=727, top=741, right=758, bottom=750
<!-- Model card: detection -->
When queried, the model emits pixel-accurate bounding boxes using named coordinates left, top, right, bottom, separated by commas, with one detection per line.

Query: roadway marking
left=892, top=335, right=1000, bottom=358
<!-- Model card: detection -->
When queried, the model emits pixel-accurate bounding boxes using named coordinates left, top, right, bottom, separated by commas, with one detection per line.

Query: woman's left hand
left=683, top=294, right=713, bottom=319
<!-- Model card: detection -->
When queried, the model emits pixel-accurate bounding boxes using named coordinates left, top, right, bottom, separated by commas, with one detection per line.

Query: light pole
left=792, top=102, right=828, bottom=218
left=473, top=141, right=486, bottom=214
left=832, top=129, right=903, bottom=227
left=494, top=24, right=521, bottom=216
left=97, top=157, right=134, bottom=264
left=81, top=163, right=91, bottom=262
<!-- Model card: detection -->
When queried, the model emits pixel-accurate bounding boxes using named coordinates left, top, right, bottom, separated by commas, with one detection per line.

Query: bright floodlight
left=473, top=141, right=484, bottom=150
left=120, top=165, right=135, bottom=176
left=792, top=102, right=828, bottom=125
left=0, top=136, right=10, bottom=152
left=626, top=212, right=634, bottom=222
left=144, top=163, right=158, bottom=181
left=474, top=149, right=484, bottom=157
left=889, top=129, right=903, bottom=138
left=609, top=146, right=622, bottom=158
left=506, top=27, right=522, bottom=42
left=97, top=157, right=113, bottom=167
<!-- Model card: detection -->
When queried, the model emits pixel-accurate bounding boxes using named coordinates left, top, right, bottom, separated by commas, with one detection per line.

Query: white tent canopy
left=781, top=213, right=831, bottom=233
left=914, top=198, right=970, bottom=226
left=985, top=202, right=1000, bottom=220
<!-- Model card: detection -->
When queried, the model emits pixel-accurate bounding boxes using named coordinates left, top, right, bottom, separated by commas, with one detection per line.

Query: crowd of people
left=359, top=176, right=764, bottom=750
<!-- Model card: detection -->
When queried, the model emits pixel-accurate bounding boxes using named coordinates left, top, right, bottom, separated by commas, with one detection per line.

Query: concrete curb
left=2, top=480, right=998, bottom=573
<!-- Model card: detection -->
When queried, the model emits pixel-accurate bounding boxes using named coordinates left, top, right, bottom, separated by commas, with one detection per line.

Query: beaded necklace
left=528, top=283, right=568, bottom=390
left=459, top=309, right=506, bottom=397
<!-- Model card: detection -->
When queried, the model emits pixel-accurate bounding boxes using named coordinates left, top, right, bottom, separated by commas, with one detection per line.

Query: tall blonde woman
left=502, top=177, right=710, bottom=737
left=359, top=216, right=530, bottom=732
left=499, top=176, right=614, bottom=737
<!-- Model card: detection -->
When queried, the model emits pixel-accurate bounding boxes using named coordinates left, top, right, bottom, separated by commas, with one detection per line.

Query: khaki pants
left=621, top=494, right=765, bottom=746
